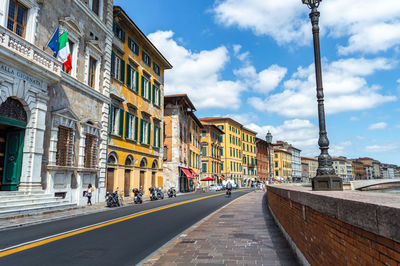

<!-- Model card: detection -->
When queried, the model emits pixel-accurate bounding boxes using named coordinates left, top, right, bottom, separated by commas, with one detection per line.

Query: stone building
left=163, top=94, right=197, bottom=193
left=0, top=0, right=113, bottom=207
left=106, top=6, right=172, bottom=197
left=256, top=137, right=269, bottom=183
left=301, top=157, right=318, bottom=182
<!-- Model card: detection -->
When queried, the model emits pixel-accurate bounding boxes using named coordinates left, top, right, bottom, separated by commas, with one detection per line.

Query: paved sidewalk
left=144, top=191, right=299, bottom=266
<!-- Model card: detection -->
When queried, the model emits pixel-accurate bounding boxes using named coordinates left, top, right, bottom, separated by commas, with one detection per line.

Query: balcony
left=0, top=27, right=61, bottom=83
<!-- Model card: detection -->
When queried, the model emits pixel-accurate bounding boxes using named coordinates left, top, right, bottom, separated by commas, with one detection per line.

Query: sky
left=115, top=0, right=400, bottom=165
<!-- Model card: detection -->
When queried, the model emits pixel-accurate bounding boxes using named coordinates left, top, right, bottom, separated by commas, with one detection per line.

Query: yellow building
left=107, top=7, right=172, bottom=197
left=301, top=157, right=318, bottom=182
left=200, top=122, right=224, bottom=185
left=199, top=117, right=255, bottom=187
left=273, top=148, right=292, bottom=182
left=188, top=113, right=202, bottom=183
left=242, top=127, right=258, bottom=185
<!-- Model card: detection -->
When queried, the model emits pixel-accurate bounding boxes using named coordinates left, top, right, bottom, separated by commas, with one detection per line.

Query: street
left=0, top=190, right=249, bottom=266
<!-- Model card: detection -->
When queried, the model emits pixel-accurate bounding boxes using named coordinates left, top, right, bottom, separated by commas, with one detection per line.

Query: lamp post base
left=312, top=175, right=343, bottom=191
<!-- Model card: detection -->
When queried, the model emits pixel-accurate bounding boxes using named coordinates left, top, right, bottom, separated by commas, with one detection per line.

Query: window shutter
left=121, top=30, right=126, bottom=42
left=147, top=123, right=151, bottom=145
left=126, top=64, right=131, bottom=88
left=118, top=109, right=124, bottom=137
left=111, top=51, right=115, bottom=78
left=108, top=104, right=112, bottom=134
left=125, top=112, right=129, bottom=138
left=120, top=59, right=125, bottom=83
left=152, top=84, right=155, bottom=104
left=134, top=116, right=138, bottom=141
left=153, top=125, right=156, bottom=147
left=135, top=70, right=139, bottom=93
left=128, top=37, right=132, bottom=50
left=148, top=81, right=152, bottom=102
left=158, top=88, right=161, bottom=107
left=139, top=118, right=143, bottom=143
left=135, top=44, right=139, bottom=55
left=141, top=75, right=144, bottom=96
left=112, top=22, right=116, bottom=34
left=157, top=127, right=160, bottom=147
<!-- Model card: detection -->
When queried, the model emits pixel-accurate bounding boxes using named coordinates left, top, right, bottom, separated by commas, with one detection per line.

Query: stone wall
left=267, top=185, right=400, bottom=265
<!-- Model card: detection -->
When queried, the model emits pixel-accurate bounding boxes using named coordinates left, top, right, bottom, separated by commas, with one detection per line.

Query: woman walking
left=86, top=184, right=94, bottom=206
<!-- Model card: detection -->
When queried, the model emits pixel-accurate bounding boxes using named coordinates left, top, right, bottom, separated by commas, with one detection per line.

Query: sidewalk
left=143, top=191, right=299, bottom=266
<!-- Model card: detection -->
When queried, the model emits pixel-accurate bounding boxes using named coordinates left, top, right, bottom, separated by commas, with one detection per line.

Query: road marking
left=0, top=189, right=249, bottom=258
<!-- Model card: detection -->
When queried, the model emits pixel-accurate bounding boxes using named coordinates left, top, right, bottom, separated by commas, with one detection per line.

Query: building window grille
left=56, top=126, right=74, bottom=166
left=84, top=134, right=98, bottom=168
left=88, top=56, right=97, bottom=88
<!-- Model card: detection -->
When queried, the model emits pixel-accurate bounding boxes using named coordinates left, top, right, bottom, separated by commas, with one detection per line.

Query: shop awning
left=181, top=168, right=194, bottom=179
left=190, top=169, right=199, bottom=177
left=219, top=175, right=226, bottom=181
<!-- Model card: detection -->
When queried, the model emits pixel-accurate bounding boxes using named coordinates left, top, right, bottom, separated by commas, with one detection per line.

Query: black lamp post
left=266, top=132, right=273, bottom=184
left=302, top=0, right=343, bottom=190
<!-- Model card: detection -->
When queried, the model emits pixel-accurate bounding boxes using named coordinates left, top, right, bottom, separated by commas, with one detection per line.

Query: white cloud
left=330, top=141, right=352, bottom=157
left=213, top=0, right=400, bottom=54
left=396, top=125, right=400, bottom=129
left=365, top=144, right=399, bottom=153
left=350, top=116, right=359, bottom=121
left=245, top=119, right=319, bottom=156
left=249, top=58, right=397, bottom=117
left=147, top=31, right=246, bottom=110
left=368, top=122, right=387, bottom=130
left=234, top=64, right=287, bottom=94
left=232, top=44, right=250, bottom=63
left=356, top=136, right=366, bottom=140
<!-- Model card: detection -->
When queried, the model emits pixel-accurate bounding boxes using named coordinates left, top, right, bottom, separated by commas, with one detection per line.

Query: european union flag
left=48, top=26, right=59, bottom=58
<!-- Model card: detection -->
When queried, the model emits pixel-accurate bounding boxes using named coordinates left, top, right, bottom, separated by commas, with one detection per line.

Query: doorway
left=106, top=168, right=114, bottom=193
left=124, top=169, right=130, bottom=197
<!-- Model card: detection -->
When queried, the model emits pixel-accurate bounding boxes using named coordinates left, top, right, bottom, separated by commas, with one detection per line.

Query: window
left=276, top=171, right=279, bottom=176
left=113, top=22, right=125, bottom=42
left=91, top=0, right=100, bottom=15
left=275, top=161, right=278, bottom=167
left=221, top=162, right=224, bottom=171
left=127, top=64, right=138, bottom=92
left=201, top=130, right=207, bottom=137
left=56, top=126, right=74, bottom=166
left=153, top=83, right=161, bottom=106
left=202, top=163, right=207, bottom=173
left=111, top=52, right=125, bottom=83
left=141, top=75, right=150, bottom=100
left=125, top=112, right=134, bottom=139
left=220, top=148, right=223, bottom=156
left=109, top=105, right=122, bottom=135
left=128, top=37, right=139, bottom=55
left=7, top=0, right=27, bottom=38
left=153, top=62, right=160, bottom=76
left=84, top=134, right=98, bottom=168
left=140, top=119, right=150, bottom=145
left=88, top=56, right=97, bottom=88
left=153, top=125, right=161, bottom=147
left=142, top=51, right=151, bottom=66
left=201, top=146, right=207, bottom=156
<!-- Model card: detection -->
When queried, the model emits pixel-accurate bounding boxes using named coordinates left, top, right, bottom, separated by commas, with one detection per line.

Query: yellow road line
left=0, top=189, right=248, bottom=258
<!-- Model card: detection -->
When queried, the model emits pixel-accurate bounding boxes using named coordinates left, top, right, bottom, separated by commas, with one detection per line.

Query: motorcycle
left=149, top=187, right=158, bottom=201
left=105, top=191, right=120, bottom=207
left=167, top=187, right=177, bottom=198
left=133, top=188, right=143, bottom=204
left=156, top=188, right=164, bottom=200
left=226, top=188, right=232, bottom=197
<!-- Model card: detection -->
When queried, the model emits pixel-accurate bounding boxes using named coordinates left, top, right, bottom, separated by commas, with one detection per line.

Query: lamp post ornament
left=302, top=0, right=343, bottom=190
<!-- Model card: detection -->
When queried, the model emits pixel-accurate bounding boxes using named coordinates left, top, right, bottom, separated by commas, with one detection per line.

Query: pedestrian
left=86, top=184, right=94, bottom=206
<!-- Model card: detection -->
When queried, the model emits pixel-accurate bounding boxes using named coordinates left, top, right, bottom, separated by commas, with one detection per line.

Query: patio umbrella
left=200, top=177, right=216, bottom=187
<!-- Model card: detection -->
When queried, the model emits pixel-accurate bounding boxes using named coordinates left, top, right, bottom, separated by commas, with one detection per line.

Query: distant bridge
left=350, top=179, right=400, bottom=190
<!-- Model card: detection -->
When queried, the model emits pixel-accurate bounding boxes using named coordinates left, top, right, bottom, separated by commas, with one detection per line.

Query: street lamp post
left=266, top=132, right=273, bottom=184
left=302, top=0, right=343, bottom=191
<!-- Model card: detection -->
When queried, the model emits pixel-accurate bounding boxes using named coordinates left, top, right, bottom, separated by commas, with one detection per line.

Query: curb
left=139, top=190, right=252, bottom=265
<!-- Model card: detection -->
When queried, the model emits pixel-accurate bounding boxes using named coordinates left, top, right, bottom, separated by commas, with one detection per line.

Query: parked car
left=232, top=183, right=238, bottom=189
left=209, top=184, right=218, bottom=191
left=216, top=184, right=224, bottom=191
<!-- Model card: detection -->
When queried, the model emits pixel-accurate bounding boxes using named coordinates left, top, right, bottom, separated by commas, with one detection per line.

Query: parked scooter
left=167, top=187, right=177, bottom=198
left=156, top=188, right=164, bottom=200
left=133, top=188, right=143, bottom=204
left=105, top=191, right=120, bottom=207
left=149, top=187, right=158, bottom=201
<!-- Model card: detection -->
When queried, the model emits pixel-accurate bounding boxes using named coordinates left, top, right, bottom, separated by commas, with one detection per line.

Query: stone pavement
left=143, top=191, right=299, bottom=266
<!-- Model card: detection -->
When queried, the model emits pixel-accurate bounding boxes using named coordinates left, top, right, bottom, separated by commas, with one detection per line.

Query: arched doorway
left=139, top=158, right=147, bottom=192
left=124, top=155, right=133, bottom=197
left=0, top=98, right=27, bottom=191
left=106, top=153, right=118, bottom=193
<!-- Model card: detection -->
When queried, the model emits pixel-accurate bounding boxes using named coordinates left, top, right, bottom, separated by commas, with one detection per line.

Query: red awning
left=181, top=168, right=194, bottom=179
left=190, top=169, right=199, bottom=177
left=201, top=177, right=216, bottom=181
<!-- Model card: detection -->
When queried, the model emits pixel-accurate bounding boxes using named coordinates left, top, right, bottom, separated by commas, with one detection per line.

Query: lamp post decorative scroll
left=302, top=0, right=343, bottom=190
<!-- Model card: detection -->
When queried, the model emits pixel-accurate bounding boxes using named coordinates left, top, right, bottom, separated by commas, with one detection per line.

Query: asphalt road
left=0, top=189, right=249, bottom=266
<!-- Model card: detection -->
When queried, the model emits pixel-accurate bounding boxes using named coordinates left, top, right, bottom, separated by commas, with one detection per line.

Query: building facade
left=242, top=127, right=257, bottom=185
left=200, top=122, right=224, bottom=184
left=291, top=146, right=301, bottom=182
left=188, top=112, right=202, bottom=184
left=256, top=138, right=269, bottom=183
left=352, top=159, right=367, bottom=180
left=332, top=158, right=347, bottom=180
left=163, top=94, right=197, bottom=192
left=106, top=7, right=172, bottom=197
left=273, top=148, right=292, bottom=182
left=301, top=157, right=318, bottom=182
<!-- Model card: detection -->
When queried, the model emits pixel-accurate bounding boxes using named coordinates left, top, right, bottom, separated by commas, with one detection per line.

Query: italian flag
left=58, top=32, right=72, bottom=72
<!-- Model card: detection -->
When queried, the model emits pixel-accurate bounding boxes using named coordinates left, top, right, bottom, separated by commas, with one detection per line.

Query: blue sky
left=115, top=0, right=400, bottom=165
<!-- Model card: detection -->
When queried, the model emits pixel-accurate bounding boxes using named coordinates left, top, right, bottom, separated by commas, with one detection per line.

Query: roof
left=114, top=6, right=173, bottom=69
left=188, top=112, right=203, bottom=128
left=164, top=94, right=196, bottom=111
left=242, top=127, right=257, bottom=135
left=199, top=117, right=243, bottom=128
left=200, top=122, right=225, bottom=135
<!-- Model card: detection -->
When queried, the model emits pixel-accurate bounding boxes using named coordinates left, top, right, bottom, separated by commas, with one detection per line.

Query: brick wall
left=267, top=190, right=400, bottom=265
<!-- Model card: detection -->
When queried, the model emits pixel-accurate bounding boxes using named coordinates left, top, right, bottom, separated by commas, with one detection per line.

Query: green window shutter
left=120, top=59, right=125, bottom=83
left=141, top=75, right=144, bottom=96
left=125, top=112, right=129, bottom=138
left=108, top=104, right=112, bottom=133
left=152, top=84, right=155, bottom=104
left=134, top=116, right=139, bottom=141
left=153, top=125, right=156, bottom=146
left=121, top=30, right=126, bottom=42
left=135, top=43, right=139, bottom=55
left=148, top=81, right=152, bottom=102
left=111, top=51, right=115, bottom=78
left=139, top=119, right=143, bottom=143
left=128, top=37, right=132, bottom=50
left=147, top=123, right=151, bottom=145
left=126, top=64, right=131, bottom=88
left=135, top=70, right=139, bottom=93
left=118, top=109, right=124, bottom=137
left=158, top=88, right=161, bottom=107
left=157, top=127, right=160, bottom=147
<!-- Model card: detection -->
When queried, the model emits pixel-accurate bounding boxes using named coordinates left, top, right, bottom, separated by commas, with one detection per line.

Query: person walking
left=86, top=184, right=94, bottom=206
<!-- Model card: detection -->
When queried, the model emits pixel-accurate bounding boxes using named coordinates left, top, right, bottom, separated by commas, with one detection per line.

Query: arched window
left=152, top=160, right=158, bottom=169
left=107, top=153, right=118, bottom=164
left=125, top=155, right=133, bottom=166
left=140, top=158, right=147, bottom=168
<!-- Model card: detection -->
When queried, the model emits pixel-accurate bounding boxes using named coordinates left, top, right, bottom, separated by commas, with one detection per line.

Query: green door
left=2, top=129, right=25, bottom=191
